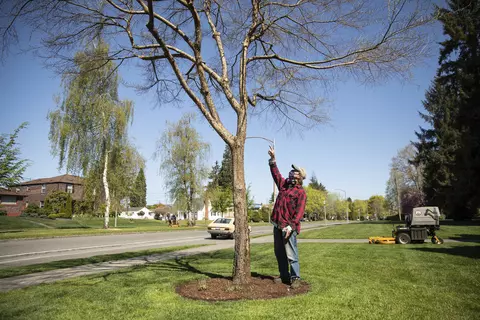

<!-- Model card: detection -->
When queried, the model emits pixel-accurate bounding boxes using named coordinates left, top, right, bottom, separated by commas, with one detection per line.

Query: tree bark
left=231, top=142, right=250, bottom=284
left=103, top=151, right=110, bottom=229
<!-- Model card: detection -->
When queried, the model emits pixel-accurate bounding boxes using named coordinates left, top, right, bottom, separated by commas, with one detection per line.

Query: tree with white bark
left=48, top=40, right=134, bottom=228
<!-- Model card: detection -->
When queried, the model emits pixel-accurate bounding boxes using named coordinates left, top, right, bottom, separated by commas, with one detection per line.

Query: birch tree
left=2, top=0, right=434, bottom=284
left=157, top=113, right=210, bottom=226
left=48, top=40, right=134, bottom=228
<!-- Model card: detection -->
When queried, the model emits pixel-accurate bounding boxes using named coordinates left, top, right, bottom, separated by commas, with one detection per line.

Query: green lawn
left=0, top=217, right=271, bottom=239
left=0, top=216, right=211, bottom=240
left=300, top=221, right=480, bottom=240
left=0, top=245, right=206, bottom=279
left=0, top=242, right=478, bottom=320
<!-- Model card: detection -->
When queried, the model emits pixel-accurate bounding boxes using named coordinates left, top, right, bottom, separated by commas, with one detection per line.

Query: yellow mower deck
left=368, top=236, right=396, bottom=244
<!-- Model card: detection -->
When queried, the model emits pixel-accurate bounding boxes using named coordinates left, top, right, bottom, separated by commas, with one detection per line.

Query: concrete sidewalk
left=0, top=236, right=467, bottom=293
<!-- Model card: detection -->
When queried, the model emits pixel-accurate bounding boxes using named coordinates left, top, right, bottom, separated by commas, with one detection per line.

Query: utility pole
left=323, top=199, right=327, bottom=225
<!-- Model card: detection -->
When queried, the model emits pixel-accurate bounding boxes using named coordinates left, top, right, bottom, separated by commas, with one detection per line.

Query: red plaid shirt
left=269, top=161, right=307, bottom=234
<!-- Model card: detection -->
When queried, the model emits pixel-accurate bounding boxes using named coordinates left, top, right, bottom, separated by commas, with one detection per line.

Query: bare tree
left=1, top=0, right=434, bottom=284
left=386, top=143, right=425, bottom=218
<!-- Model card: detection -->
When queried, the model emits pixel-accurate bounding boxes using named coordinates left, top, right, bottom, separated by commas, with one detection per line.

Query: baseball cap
left=291, top=164, right=306, bottom=179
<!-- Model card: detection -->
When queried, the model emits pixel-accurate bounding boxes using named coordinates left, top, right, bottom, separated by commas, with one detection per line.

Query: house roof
left=18, top=174, right=84, bottom=186
left=0, top=188, right=27, bottom=196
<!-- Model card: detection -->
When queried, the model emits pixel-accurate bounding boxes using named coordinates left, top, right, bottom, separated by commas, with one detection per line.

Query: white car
left=207, top=218, right=235, bottom=239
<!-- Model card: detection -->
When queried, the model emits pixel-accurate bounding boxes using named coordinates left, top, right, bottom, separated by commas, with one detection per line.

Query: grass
left=0, top=242, right=478, bottom=320
left=0, top=245, right=206, bottom=279
left=0, top=217, right=272, bottom=239
left=0, top=217, right=211, bottom=240
left=300, top=221, right=480, bottom=240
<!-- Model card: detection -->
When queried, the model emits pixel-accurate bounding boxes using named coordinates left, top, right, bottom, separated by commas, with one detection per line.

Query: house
left=171, top=198, right=234, bottom=221
left=16, top=174, right=84, bottom=208
left=119, top=207, right=155, bottom=219
left=0, top=189, right=27, bottom=216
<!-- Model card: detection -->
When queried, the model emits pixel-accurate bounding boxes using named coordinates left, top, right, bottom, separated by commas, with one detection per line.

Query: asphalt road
left=0, top=221, right=337, bottom=267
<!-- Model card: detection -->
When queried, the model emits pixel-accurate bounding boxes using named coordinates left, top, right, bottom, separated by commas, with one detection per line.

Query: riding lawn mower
left=368, top=206, right=444, bottom=245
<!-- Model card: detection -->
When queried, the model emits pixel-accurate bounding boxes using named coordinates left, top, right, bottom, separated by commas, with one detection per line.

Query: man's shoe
left=273, top=277, right=289, bottom=284
left=290, top=278, right=301, bottom=289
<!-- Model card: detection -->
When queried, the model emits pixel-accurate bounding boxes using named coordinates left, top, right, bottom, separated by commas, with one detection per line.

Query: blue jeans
left=273, top=227, right=300, bottom=281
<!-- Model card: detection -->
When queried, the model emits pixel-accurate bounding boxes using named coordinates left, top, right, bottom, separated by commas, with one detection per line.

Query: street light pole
left=245, top=136, right=276, bottom=223
left=323, top=199, right=326, bottom=225
left=335, top=188, right=348, bottom=223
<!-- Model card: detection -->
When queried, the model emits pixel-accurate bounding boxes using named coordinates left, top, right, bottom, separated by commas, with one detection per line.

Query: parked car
left=207, top=218, right=235, bottom=239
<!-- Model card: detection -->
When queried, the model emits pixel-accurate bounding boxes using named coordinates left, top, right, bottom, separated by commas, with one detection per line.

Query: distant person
left=268, top=145, right=307, bottom=289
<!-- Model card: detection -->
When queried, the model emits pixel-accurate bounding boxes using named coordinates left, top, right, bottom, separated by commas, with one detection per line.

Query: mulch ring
left=176, top=275, right=310, bottom=301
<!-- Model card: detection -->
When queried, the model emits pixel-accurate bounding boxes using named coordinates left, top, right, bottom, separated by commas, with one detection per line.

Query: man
left=268, top=145, right=307, bottom=288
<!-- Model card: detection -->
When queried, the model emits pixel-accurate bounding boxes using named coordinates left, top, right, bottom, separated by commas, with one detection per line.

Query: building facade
left=0, top=189, right=27, bottom=216
left=16, top=174, right=84, bottom=208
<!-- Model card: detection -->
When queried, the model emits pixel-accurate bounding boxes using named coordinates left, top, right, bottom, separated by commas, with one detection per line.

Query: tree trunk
left=103, top=151, right=110, bottom=229
left=230, top=142, right=250, bottom=284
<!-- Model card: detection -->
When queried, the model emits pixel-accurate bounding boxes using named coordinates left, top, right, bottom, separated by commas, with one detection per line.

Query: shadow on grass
left=410, top=245, right=480, bottom=259
left=448, top=234, right=480, bottom=243
left=439, top=220, right=480, bottom=226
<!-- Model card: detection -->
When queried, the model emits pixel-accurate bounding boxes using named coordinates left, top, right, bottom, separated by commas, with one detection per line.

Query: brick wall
left=22, top=183, right=84, bottom=206
left=0, top=196, right=26, bottom=217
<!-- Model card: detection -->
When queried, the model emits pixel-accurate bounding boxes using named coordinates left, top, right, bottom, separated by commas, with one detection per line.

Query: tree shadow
left=448, top=234, right=480, bottom=243
left=410, top=245, right=480, bottom=259
left=440, top=220, right=480, bottom=226
left=147, top=256, right=226, bottom=279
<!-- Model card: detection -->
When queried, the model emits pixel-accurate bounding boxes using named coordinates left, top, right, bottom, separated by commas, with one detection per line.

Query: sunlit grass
left=300, top=221, right=480, bottom=240
left=0, top=242, right=478, bottom=320
left=0, top=217, right=271, bottom=239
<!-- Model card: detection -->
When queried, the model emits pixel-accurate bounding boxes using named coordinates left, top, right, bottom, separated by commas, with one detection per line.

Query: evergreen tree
left=438, top=0, right=480, bottom=218
left=415, top=0, right=480, bottom=219
left=308, top=172, right=326, bottom=191
left=207, top=161, right=221, bottom=190
left=0, top=122, right=30, bottom=188
left=130, top=168, right=147, bottom=207
left=414, top=82, right=458, bottom=214
left=66, top=193, right=73, bottom=217
left=218, top=145, right=233, bottom=190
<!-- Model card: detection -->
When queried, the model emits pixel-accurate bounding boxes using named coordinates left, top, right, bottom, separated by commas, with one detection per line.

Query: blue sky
left=0, top=15, right=444, bottom=206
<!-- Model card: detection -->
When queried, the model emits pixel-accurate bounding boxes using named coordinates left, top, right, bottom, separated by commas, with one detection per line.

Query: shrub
left=65, top=194, right=73, bottom=216
left=247, top=209, right=254, bottom=222
left=57, top=212, right=72, bottom=219
left=23, top=204, right=44, bottom=215
left=250, top=210, right=262, bottom=222
left=48, top=213, right=60, bottom=219
left=0, top=209, right=7, bottom=216
left=44, top=191, right=69, bottom=214
left=73, top=200, right=94, bottom=216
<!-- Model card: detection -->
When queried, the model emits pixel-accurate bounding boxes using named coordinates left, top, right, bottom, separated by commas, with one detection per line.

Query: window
left=40, top=201, right=44, bottom=208
left=0, top=195, right=17, bottom=205
left=66, top=184, right=73, bottom=193
left=15, top=188, right=20, bottom=193
left=26, top=186, right=29, bottom=192
left=41, top=184, right=46, bottom=194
